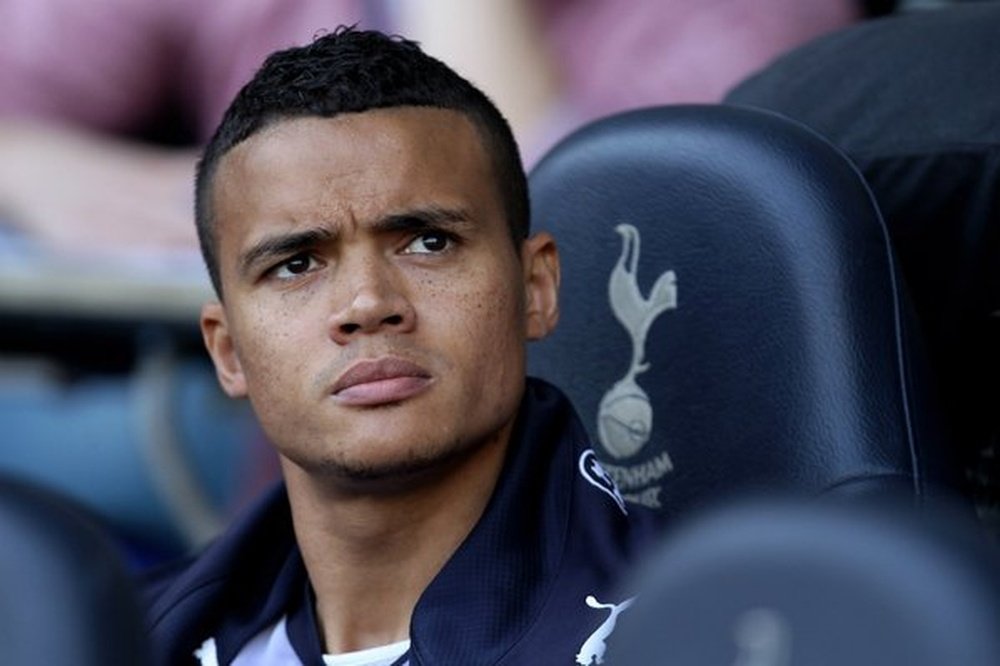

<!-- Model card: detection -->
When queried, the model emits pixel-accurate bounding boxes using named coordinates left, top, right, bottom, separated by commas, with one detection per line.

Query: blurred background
left=0, top=0, right=994, bottom=570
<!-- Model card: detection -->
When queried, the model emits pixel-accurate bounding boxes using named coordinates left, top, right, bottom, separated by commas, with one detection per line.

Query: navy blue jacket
left=146, top=379, right=661, bottom=665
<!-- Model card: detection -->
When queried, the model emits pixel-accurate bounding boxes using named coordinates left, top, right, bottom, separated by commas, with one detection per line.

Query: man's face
left=201, top=108, right=558, bottom=485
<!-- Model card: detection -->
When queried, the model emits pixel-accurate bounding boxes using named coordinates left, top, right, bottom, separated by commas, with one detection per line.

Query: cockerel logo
left=597, top=224, right=677, bottom=460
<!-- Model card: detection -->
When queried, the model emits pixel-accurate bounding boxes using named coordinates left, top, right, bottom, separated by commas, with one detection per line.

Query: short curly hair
left=195, top=26, right=529, bottom=297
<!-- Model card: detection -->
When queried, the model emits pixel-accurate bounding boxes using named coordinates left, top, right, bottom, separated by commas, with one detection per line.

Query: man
left=146, top=27, right=659, bottom=665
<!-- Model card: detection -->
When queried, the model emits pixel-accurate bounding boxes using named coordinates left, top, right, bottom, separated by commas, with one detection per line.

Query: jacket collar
left=409, top=378, right=582, bottom=663
left=148, top=378, right=626, bottom=665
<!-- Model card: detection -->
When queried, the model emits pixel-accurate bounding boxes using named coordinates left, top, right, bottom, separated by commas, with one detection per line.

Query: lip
left=330, top=357, right=433, bottom=406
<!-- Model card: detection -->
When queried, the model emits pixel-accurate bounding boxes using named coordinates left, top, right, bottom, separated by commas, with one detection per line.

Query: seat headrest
left=607, top=498, right=1000, bottom=665
left=724, top=3, right=1000, bottom=527
left=527, top=105, right=947, bottom=517
left=0, top=476, right=150, bottom=664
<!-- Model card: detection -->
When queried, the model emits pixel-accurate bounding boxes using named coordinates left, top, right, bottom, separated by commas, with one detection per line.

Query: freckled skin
left=201, top=108, right=555, bottom=487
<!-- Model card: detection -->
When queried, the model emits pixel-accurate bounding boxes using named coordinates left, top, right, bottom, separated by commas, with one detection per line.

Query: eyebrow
left=238, top=227, right=333, bottom=279
left=236, top=206, right=474, bottom=278
left=372, top=205, right=474, bottom=234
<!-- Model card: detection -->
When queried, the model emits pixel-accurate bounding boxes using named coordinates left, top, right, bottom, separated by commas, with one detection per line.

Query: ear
left=521, top=231, right=560, bottom=340
left=200, top=301, right=248, bottom=398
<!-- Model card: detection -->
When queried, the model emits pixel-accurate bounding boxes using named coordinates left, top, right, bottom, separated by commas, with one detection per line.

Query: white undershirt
left=323, top=639, right=411, bottom=666
left=213, top=617, right=409, bottom=666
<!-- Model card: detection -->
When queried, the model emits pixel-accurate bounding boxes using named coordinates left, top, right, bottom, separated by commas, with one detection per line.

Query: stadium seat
left=724, top=3, right=1000, bottom=532
left=0, top=475, right=151, bottom=664
left=527, top=104, right=958, bottom=520
left=607, top=498, right=1000, bottom=665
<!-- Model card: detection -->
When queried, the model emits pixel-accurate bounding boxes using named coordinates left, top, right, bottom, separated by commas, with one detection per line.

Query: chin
left=298, top=434, right=479, bottom=490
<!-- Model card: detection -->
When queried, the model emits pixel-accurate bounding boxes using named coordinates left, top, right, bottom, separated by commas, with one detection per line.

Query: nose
left=327, top=257, right=415, bottom=345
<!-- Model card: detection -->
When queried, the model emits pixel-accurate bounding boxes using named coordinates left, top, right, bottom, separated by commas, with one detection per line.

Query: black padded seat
left=724, top=4, right=1000, bottom=524
left=0, top=475, right=150, bottom=665
left=527, top=105, right=954, bottom=519
left=607, top=498, right=1000, bottom=665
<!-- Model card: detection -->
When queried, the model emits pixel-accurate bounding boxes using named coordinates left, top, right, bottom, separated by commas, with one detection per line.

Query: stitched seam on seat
left=819, top=472, right=918, bottom=496
left=851, top=142, right=1000, bottom=163
left=886, top=220, right=922, bottom=497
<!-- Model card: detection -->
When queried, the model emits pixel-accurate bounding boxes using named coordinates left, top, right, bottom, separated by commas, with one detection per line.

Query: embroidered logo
left=576, top=595, right=636, bottom=665
left=579, top=449, right=627, bottom=515
left=597, top=223, right=677, bottom=508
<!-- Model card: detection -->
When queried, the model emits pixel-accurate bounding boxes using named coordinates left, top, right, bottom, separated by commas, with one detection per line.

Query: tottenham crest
left=596, top=223, right=677, bottom=508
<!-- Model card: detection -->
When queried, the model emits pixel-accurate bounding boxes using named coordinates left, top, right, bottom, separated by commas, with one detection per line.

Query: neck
left=282, top=424, right=512, bottom=655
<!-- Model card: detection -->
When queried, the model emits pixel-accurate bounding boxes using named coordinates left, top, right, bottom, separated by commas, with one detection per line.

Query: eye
left=403, top=231, right=453, bottom=255
left=271, top=253, right=319, bottom=280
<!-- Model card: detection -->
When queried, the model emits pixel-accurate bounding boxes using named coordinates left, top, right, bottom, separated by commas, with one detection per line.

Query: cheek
left=231, top=301, right=314, bottom=393
left=233, top=316, right=317, bottom=448
left=446, top=268, right=526, bottom=372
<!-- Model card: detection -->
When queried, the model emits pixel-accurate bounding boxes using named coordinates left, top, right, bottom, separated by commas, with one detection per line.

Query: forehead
left=212, top=107, right=498, bottom=225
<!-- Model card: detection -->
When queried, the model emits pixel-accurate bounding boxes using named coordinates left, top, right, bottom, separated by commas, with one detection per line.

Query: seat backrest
left=724, top=3, right=1000, bottom=531
left=607, top=498, right=1000, bottom=665
left=527, top=105, right=953, bottom=519
left=0, top=475, right=150, bottom=665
